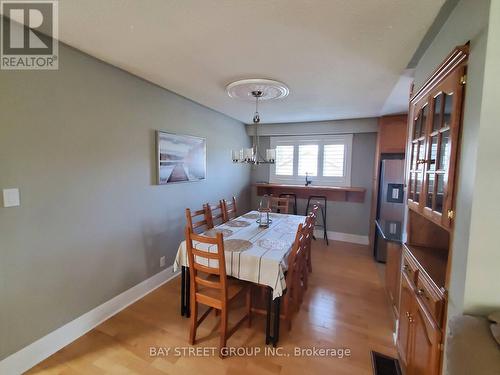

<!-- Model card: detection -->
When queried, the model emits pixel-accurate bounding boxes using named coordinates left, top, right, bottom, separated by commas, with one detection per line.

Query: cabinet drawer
left=402, top=247, right=419, bottom=285
left=416, top=272, right=445, bottom=326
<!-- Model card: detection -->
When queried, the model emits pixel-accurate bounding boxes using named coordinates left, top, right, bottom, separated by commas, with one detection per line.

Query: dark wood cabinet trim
left=411, top=44, right=469, bottom=105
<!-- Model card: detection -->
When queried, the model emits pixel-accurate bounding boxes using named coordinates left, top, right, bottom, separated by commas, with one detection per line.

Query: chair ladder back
left=185, top=228, right=227, bottom=302
left=281, top=223, right=307, bottom=328
left=308, top=204, right=319, bottom=220
left=305, top=216, right=314, bottom=246
left=221, top=197, right=238, bottom=222
left=270, top=196, right=290, bottom=214
left=304, top=206, right=318, bottom=273
left=285, top=224, right=305, bottom=290
left=186, top=207, right=212, bottom=233
left=205, top=202, right=225, bottom=227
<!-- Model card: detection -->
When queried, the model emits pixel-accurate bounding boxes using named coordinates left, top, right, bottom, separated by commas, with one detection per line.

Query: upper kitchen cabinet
left=406, top=45, right=468, bottom=229
left=379, top=115, right=408, bottom=154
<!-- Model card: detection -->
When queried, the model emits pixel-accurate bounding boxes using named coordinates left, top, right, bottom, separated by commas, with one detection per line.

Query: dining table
left=174, top=210, right=307, bottom=346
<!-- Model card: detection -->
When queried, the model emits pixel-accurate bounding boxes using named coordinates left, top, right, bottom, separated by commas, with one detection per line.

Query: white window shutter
left=298, top=145, right=318, bottom=176
left=323, top=144, right=345, bottom=177
left=275, top=145, right=294, bottom=175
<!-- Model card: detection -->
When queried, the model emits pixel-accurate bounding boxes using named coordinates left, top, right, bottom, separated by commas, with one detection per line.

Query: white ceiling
left=57, top=0, right=444, bottom=124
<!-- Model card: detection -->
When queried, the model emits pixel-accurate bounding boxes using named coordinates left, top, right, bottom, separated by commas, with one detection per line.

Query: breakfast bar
left=254, top=183, right=366, bottom=203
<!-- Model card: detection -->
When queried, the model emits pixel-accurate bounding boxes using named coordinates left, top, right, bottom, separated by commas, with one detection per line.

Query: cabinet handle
left=447, top=210, right=455, bottom=219
left=406, top=312, right=414, bottom=323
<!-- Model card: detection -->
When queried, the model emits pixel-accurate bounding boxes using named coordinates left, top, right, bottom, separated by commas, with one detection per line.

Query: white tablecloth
left=174, top=211, right=306, bottom=299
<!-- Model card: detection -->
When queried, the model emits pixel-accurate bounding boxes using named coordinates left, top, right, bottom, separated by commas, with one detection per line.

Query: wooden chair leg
left=246, top=287, right=252, bottom=327
left=189, top=301, right=198, bottom=345
left=219, top=309, right=228, bottom=358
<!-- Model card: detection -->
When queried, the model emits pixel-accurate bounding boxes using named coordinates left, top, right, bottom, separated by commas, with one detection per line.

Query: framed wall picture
left=156, top=131, right=206, bottom=185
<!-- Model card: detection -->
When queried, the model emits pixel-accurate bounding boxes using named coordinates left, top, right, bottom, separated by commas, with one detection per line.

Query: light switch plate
left=3, top=188, right=20, bottom=207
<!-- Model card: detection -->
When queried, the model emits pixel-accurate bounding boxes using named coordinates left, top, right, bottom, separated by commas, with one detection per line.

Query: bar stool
left=305, top=195, right=328, bottom=245
left=279, top=193, right=297, bottom=215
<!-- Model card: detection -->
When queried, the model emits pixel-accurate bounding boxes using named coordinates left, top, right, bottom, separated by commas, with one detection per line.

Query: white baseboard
left=314, top=229, right=369, bottom=245
left=0, top=265, right=179, bottom=375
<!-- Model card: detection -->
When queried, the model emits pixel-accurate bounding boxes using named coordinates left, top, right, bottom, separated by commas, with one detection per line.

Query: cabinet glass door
left=408, top=105, right=428, bottom=207
left=420, top=62, right=465, bottom=229
left=424, top=92, right=454, bottom=216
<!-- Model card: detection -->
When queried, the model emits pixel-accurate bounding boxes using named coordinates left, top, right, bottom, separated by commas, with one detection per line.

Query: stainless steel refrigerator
left=374, top=158, right=405, bottom=262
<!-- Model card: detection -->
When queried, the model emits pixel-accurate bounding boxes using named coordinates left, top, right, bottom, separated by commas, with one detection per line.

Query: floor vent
left=371, top=351, right=402, bottom=375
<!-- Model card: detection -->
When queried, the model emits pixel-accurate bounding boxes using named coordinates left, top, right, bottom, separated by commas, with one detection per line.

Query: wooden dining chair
left=250, top=223, right=306, bottom=332
left=282, top=223, right=308, bottom=329
left=221, top=197, right=237, bottom=222
left=281, top=224, right=305, bottom=330
left=185, top=227, right=251, bottom=358
left=205, top=202, right=225, bottom=227
left=185, top=206, right=213, bottom=234
left=305, top=205, right=319, bottom=273
left=269, top=196, right=290, bottom=214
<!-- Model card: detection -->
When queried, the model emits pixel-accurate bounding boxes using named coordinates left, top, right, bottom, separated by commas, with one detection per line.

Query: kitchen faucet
left=305, top=172, right=312, bottom=186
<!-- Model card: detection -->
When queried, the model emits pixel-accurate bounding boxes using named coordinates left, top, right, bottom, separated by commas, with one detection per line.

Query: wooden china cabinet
left=407, top=53, right=466, bottom=229
left=396, top=44, right=468, bottom=375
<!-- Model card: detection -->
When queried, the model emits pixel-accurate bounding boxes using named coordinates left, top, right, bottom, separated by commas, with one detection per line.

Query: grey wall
left=461, top=0, right=500, bottom=314
left=413, top=0, right=492, bottom=322
left=0, top=43, right=251, bottom=359
left=249, top=120, right=377, bottom=237
left=246, top=118, right=378, bottom=137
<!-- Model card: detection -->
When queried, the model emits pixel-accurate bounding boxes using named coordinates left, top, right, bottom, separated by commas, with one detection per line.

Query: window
left=270, top=134, right=352, bottom=186
left=298, top=145, right=318, bottom=176
left=275, top=145, right=294, bottom=176
left=323, top=144, right=344, bottom=177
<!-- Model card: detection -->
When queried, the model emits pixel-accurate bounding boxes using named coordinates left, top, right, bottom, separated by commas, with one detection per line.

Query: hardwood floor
left=28, top=241, right=396, bottom=374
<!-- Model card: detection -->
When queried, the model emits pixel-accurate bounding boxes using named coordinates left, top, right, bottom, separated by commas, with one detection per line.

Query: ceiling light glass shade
left=232, top=148, right=258, bottom=163
left=231, top=150, right=242, bottom=162
left=243, top=148, right=255, bottom=162
left=265, top=149, right=276, bottom=163
left=232, top=147, right=277, bottom=164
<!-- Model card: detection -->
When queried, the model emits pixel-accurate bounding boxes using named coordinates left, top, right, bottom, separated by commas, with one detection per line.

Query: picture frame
left=156, top=131, right=206, bottom=185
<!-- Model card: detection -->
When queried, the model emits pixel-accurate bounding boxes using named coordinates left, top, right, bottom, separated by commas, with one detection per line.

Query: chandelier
left=226, top=79, right=289, bottom=165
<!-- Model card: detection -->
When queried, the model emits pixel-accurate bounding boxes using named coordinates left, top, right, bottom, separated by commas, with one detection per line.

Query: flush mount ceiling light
left=226, top=79, right=289, bottom=165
